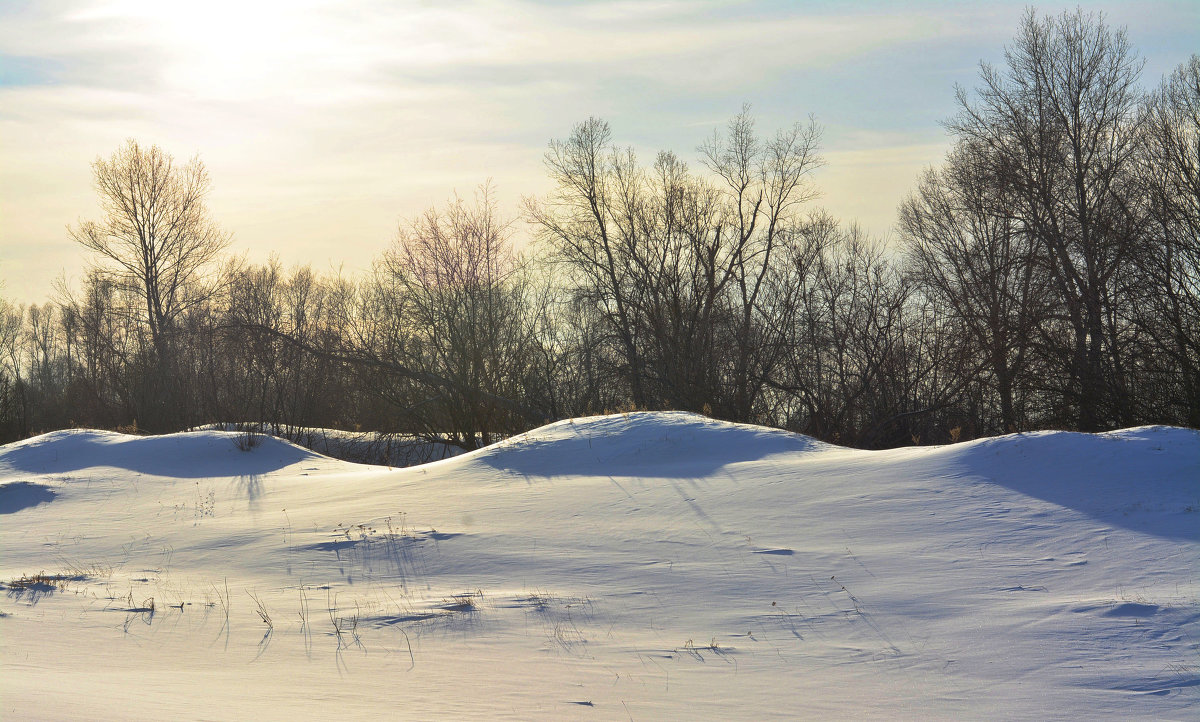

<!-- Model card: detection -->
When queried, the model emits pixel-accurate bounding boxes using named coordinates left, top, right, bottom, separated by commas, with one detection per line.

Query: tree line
left=2, top=9, right=1196, bottom=451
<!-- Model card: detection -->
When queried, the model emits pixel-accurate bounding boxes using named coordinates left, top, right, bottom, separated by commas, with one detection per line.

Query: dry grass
left=440, top=590, right=483, bottom=613
left=6, top=572, right=73, bottom=593
left=5, top=563, right=112, bottom=598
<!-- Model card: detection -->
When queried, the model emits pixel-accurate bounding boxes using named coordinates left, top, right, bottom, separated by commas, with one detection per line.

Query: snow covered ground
left=1, top=412, right=1197, bottom=719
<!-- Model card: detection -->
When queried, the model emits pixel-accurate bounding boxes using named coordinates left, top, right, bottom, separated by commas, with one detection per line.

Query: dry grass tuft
left=6, top=572, right=72, bottom=593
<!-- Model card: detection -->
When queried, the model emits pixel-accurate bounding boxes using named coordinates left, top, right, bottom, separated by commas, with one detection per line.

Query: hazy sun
left=77, top=0, right=340, bottom=101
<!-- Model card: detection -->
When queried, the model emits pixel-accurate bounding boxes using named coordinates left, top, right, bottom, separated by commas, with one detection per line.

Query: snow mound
left=467, top=411, right=832, bottom=477
left=0, top=428, right=338, bottom=479
left=929, top=425, right=1200, bottom=540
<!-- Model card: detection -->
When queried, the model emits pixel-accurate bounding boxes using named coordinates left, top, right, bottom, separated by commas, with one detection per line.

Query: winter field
left=1, top=412, right=1197, bottom=719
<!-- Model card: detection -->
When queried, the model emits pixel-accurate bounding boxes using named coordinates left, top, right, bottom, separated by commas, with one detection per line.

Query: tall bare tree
left=700, top=107, right=824, bottom=420
left=525, top=118, right=651, bottom=407
left=949, top=8, right=1146, bottom=430
left=69, top=139, right=231, bottom=428
left=70, top=141, right=230, bottom=365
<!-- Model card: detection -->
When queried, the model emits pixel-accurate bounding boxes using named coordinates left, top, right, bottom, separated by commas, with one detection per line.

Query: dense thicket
left=2, top=9, right=1196, bottom=451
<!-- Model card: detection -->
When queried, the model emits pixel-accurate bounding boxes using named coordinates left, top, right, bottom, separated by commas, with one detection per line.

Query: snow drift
left=471, top=411, right=831, bottom=477
left=0, top=428, right=329, bottom=477
left=1, top=413, right=1197, bottom=719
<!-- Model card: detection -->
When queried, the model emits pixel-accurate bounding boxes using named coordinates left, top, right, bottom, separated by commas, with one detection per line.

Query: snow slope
left=1, top=413, right=1197, bottom=719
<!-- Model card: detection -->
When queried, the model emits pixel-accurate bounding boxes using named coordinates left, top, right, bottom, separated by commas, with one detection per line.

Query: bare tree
left=526, top=118, right=652, bottom=407
left=68, top=140, right=231, bottom=428
left=949, top=8, right=1146, bottom=430
left=777, top=225, right=921, bottom=445
left=0, top=298, right=26, bottom=440
left=526, top=109, right=823, bottom=421
left=700, top=107, right=824, bottom=420
left=369, top=184, right=544, bottom=448
left=58, top=270, right=141, bottom=427
left=1135, top=55, right=1200, bottom=425
left=900, top=142, right=1047, bottom=432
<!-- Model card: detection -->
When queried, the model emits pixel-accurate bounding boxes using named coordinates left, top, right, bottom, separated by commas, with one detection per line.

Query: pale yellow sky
left=2, top=1, right=1197, bottom=303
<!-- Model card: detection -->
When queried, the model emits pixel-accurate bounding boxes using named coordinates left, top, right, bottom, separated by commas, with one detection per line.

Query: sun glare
left=78, top=0, right=333, bottom=100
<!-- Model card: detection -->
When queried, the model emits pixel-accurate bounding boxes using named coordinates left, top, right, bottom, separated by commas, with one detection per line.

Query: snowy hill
left=1, top=413, right=1197, bottom=719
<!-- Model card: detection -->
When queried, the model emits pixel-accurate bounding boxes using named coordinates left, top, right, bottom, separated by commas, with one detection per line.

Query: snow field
left=1, top=413, right=1197, bottom=719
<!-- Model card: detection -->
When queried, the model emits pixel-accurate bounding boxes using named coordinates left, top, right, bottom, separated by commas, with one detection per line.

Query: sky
left=1, top=0, right=1197, bottom=304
